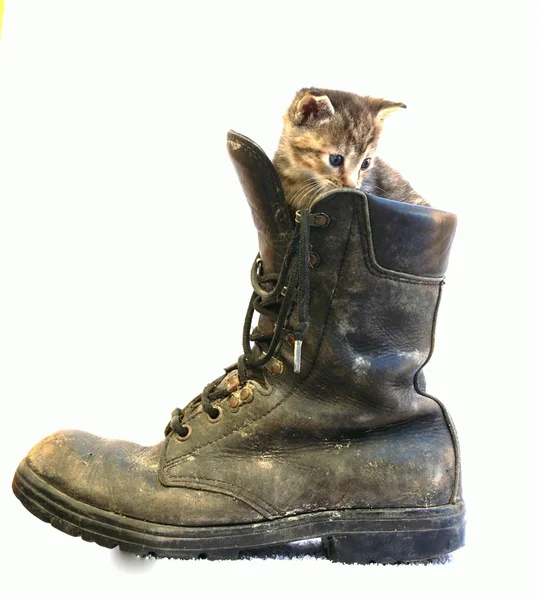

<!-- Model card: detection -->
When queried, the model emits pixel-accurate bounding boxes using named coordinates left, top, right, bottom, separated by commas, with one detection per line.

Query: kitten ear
left=369, top=98, right=407, bottom=122
left=293, top=94, right=335, bottom=125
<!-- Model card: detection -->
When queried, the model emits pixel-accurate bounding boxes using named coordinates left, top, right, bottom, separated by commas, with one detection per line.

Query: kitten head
left=276, top=88, right=405, bottom=207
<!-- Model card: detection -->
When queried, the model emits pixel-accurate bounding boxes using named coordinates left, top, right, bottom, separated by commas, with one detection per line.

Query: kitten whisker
left=306, top=181, right=330, bottom=206
left=289, top=179, right=322, bottom=208
left=295, top=185, right=320, bottom=208
left=364, top=183, right=389, bottom=195
left=289, top=180, right=318, bottom=203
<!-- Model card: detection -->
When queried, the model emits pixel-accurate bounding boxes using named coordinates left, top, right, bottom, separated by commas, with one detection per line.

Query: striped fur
left=273, top=88, right=428, bottom=209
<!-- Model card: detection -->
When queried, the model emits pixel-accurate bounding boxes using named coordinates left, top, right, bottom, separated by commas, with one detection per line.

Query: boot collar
left=227, top=130, right=292, bottom=275
left=228, top=130, right=457, bottom=280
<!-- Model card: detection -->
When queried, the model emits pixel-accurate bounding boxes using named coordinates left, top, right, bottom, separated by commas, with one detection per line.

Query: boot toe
left=19, top=429, right=161, bottom=514
left=16, top=429, right=264, bottom=526
left=24, top=429, right=108, bottom=489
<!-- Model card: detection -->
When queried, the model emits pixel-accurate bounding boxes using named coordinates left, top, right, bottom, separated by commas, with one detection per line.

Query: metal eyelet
left=229, top=394, right=241, bottom=412
left=266, top=359, right=284, bottom=377
left=312, top=213, right=330, bottom=228
left=207, top=406, right=223, bottom=424
left=176, top=424, right=192, bottom=441
left=286, top=333, right=295, bottom=346
left=309, top=251, right=320, bottom=267
left=239, top=386, right=254, bottom=404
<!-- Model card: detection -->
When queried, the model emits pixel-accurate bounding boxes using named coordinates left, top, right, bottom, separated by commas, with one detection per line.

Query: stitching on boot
left=358, top=194, right=444, bottom=285
left=164, top=475, right=279, bottom=518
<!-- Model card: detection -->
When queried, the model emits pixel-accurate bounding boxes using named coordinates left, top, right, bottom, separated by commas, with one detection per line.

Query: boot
left=12, top=131, right=465, bottom=564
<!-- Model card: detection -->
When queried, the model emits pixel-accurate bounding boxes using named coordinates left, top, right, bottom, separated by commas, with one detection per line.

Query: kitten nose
left=344, top=177, right=357, bottom=188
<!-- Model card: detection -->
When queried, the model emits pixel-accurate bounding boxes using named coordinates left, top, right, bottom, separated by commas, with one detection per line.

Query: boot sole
left=13, top=461, right=465, bottom=564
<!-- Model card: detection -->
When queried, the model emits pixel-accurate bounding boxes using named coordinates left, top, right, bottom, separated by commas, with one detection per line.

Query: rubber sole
left=13, top=462, right=465, bottom=564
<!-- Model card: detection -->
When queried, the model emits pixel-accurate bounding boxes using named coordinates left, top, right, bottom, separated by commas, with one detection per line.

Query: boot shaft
left=157, top=132, right=462, bottom=513
left=228, top=132, right=457, bottom=427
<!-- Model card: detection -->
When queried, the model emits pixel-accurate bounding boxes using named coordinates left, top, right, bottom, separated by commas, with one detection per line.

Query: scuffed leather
left=25, top=430, right=264, bottom=525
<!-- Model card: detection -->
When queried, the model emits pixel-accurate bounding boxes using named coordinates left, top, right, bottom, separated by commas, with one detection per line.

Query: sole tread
left=13, top=462, right=465, bottom=563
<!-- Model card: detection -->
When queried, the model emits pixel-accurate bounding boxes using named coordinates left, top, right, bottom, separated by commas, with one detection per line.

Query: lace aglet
left=293, top=339, right=303, bottom=374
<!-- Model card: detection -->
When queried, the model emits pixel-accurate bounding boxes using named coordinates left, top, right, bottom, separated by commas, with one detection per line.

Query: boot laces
left=166, top=208, right=315, bottom=437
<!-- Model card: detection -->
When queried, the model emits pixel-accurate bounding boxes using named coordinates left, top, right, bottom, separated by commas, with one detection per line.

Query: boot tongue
left=227, top=130, right=292, bottom=274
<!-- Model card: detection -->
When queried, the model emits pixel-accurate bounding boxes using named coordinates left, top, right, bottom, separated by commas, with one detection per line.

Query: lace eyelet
left=239, top=386, right=254, bottom=404
left=229, top=395, right=241, bottom=412
left=309, top=251, right=320, bottom=267
left=286, top=333, right=295, bottom=346
left=176, top=424, right=192, bottom=441
left=312, top=213, right=330, bottom=228
left=266, top=359, right=284, bottom=377
left=207, top=406, right=223, bottom=424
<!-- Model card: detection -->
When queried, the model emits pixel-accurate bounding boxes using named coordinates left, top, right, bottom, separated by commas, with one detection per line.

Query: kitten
left=273, top=88, right=429, bottom=209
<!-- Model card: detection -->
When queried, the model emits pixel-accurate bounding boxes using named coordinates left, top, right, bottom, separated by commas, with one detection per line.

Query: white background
left=1, top=1, right=537, bottom=598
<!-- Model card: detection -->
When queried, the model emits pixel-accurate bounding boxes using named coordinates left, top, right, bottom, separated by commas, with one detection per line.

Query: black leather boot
left=12, top=131, right=465, bottom=563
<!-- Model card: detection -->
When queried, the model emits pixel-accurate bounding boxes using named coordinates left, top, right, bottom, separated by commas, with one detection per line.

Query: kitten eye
left=329, top=154, right=344, bottom=167
left=361, top=158, right=371, bottom=170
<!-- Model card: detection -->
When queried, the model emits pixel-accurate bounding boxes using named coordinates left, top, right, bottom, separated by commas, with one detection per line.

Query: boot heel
left=324, top=523, right=465, bottom=564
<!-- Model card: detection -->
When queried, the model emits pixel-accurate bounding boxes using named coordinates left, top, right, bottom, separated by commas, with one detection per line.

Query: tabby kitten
left=273, top=88, right=428, bottom=209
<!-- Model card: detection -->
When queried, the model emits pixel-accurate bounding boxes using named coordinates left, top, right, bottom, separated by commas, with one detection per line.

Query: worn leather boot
left=12, top=131, right=465, bottom=563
